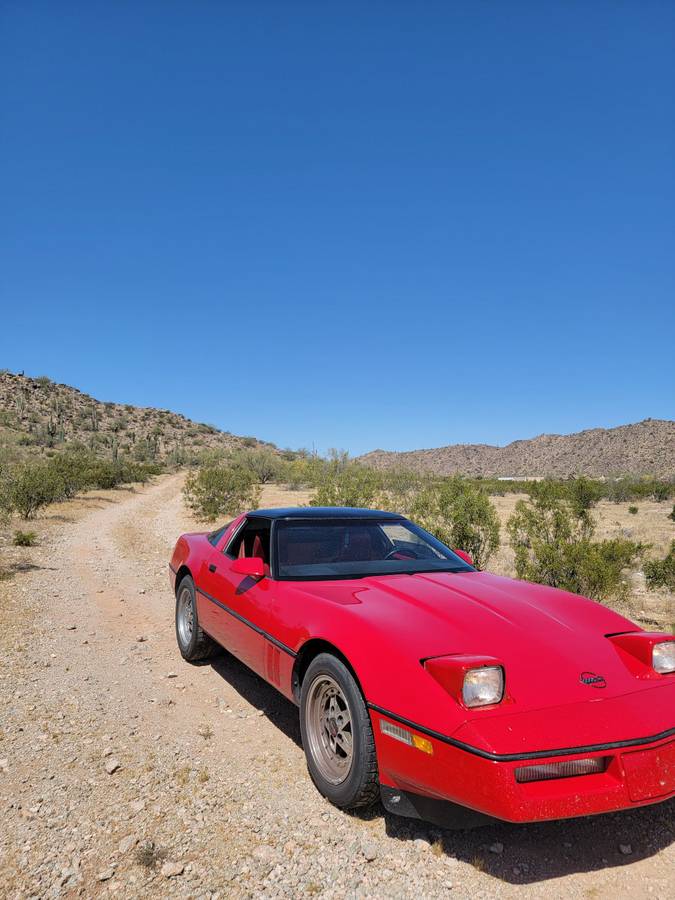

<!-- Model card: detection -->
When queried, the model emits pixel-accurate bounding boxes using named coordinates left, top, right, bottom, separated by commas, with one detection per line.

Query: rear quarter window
left=207, top=522, right=231, bottom=547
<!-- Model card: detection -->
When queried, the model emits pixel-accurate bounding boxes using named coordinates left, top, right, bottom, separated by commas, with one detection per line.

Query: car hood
left=347, top=570, right=647, bottom=709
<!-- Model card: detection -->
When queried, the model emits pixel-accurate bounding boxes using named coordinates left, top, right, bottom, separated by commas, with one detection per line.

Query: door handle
left=208, top=563, right=217, bottom=573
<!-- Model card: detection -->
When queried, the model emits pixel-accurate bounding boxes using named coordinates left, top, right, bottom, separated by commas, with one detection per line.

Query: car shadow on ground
left=206, top=648, right=674, bottom=885
left=375, top=800, right=674, bottom=884
left=208, top=651, right=302, bottom=747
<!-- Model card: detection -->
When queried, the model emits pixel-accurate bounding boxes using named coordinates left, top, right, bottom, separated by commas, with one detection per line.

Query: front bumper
left=371, top=707, right=675, bottom=825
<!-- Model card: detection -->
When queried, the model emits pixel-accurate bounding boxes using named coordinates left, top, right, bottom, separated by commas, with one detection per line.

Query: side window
left=225, top=518, right=271, bottom=564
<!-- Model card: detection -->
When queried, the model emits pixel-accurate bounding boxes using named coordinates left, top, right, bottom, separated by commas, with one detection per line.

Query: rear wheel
left=175, top=575, right=218, bottom=661
left=300, top=653, right=378, bottom=809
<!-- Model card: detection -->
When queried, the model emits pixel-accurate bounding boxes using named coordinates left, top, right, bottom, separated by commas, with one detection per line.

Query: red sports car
left=169, top=507, right=675, bottom=827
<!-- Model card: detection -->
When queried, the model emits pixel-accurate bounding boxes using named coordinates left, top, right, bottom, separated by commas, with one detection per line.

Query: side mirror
left=454, top=549, right=474, bottom=567
left=231, top=556, right=266, bottom=579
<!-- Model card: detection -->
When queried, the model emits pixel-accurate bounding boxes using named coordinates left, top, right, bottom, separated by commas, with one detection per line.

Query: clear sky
left=1, top=2, right=673, bottom=455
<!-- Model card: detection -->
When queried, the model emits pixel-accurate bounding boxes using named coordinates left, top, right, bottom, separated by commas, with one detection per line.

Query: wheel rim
left=305, top=674, right=354, bottom=785
left=177, top=586, right=194, bottom=647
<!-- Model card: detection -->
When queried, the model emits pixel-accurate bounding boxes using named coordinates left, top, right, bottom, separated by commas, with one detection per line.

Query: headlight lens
left=653, top=641, right=675, bottom=674
left=462, top=666, right=504, bottom=707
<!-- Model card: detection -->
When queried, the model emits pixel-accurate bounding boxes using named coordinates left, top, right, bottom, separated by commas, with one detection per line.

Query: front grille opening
left=515, top=757, right=608, bottom=784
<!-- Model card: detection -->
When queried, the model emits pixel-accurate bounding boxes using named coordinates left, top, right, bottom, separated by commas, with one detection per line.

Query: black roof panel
left=249, top=506, right=403, bottom=520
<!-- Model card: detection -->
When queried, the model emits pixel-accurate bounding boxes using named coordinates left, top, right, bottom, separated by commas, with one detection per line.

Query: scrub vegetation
left=643, top=541, right=675, bottom=592
left=178, top=449, right=673, bottom=609
left=0, top=449, right=161, bottom=520
left=1, top=371, right=672, bottom=609
left=12, top=530, right=37, bottom=547
left=182, top=463, right=261, bottom=521
left=506, top=481, right=644, bottom=603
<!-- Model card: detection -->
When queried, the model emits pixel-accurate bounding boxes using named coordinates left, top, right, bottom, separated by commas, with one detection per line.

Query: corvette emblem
left=580, top=671, right=607, bottom=689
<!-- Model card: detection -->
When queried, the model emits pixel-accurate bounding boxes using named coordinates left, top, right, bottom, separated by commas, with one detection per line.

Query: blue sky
left=1, top=2, right=673, bottom=455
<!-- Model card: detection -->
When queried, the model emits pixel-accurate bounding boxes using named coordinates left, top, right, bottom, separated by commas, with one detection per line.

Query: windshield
left=274, top=517, right=475, bottom=580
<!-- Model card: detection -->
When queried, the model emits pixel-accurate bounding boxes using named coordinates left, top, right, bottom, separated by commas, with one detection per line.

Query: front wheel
left=175, top=575, right=218, bottom=661
left=299, top=653, right=379, bottom=809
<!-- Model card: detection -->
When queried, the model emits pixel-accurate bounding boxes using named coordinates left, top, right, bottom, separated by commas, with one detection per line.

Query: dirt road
left=1, top=475, right=673, bottom=898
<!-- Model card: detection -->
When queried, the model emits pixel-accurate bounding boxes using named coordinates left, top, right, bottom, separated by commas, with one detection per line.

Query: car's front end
left=370, top=635, right=675, bottom=826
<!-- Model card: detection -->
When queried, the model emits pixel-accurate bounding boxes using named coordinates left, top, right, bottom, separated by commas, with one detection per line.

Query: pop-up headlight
left=653, top=641, right=675, bottom=674
left=462, top=666, right=505, bottom=708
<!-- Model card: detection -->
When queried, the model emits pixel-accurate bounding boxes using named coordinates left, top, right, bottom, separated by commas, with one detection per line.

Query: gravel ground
left=1, top=474, right=673, bottom=899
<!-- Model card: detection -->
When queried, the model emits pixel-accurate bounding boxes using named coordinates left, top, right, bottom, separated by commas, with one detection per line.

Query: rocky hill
left=0, top=370, right=271, bottom=464
left=359, top=419, right=675, bottom=479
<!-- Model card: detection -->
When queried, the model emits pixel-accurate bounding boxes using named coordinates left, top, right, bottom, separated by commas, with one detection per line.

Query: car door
left=199, top=517, right=272, bottom=677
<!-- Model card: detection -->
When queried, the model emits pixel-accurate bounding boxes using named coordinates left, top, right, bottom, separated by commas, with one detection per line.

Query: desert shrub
left=507, top=485, right=643, bottom=602
left=0, top=473, right=12, bottom=524
left=46, top=451, right=90, bottom=498
left=183, top=465, right=261, bottom=521
left=81, top=458, right=159, bottom=489
left=132, top=438, right=155, bottom=462
left=628, top=505, right=638, bottom=515
left=565, top=477, right=603, bottom=518
left=228, top=447, right=281, bottom=484
left=376, top=468, right=426, bottom=515
left=644, top=542, right=675, bottom=592
left=604, top=478, right=674, bottom=503
left=281, top=455, right=326, bottom=490
left=13, top=530, right=37, bottom=546
left=0, top=453, right=162, bottom=520
left=669, top=505, right=675, bottom=523
left=7, top=462, right=65, bottom=519
left=432, top=475, right=675, bottom=504
left=35, top=375, right=52, bottom=387
left=310, top=463, right=382, bottom=509
left=411, top=477, right=500, bottom=570
left=83, top=459, right=126, bottom=489
left=648, top=481, right=672, bottom=502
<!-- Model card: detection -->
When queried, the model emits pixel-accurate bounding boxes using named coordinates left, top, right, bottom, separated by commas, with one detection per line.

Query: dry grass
left=134, top=842, right=167, bottom=869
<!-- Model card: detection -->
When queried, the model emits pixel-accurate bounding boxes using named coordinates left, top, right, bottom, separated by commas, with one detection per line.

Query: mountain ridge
left=359, top=419, right=675, bottom=479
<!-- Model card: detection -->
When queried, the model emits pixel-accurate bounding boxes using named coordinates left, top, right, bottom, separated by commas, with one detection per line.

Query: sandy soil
left=0, top=475, right=673, bottom=899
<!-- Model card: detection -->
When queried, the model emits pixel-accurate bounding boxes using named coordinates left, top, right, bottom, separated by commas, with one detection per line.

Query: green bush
left=310, top=463, right=381, bottom=509
left=376, top=472, right=675, bottom=504
left=282, top=455, right=327, bottom=490
left=507, top=485, right=643, bottom=602
left=0, top=452, right=161, bottom=521
left=644, top=542, right=675, bottom=592
left=628, top=505, right=638, bottom=515
left=228, top=447, right=281, bottom=484
left=669, top=505, right=675, bottom=523
left=7, top=462, right=65, bottom=519
left=13, top=530, right=37, bottom=546
left=0, top=475, right=11, bottom=525
left=411, top=477, right=500, bottom=570
left=46, top=451, right=89, bottom=498
left=183, top=465, right=261, bottom=521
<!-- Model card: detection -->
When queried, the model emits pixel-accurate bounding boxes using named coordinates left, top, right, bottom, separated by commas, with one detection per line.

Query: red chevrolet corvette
left=169, top=507, right=675, bottom=827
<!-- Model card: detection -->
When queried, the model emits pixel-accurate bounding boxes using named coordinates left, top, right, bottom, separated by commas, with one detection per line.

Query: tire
left=175, top=575, right=218, bottom=661
left=299, top=653, right=379, bottom=809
